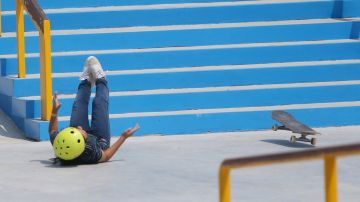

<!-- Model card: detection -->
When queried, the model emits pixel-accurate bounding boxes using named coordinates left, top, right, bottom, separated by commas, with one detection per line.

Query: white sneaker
left=87, top=56, right=106, bottom=80
left=80, top=56, right=105, bottom=87
left=81, top=56, right=97, bottom=87
left=80, top=60, right=91, bottom=81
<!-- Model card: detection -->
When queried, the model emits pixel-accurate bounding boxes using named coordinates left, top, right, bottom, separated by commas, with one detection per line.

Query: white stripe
left=103, top=59, right=360, bottom=75
left=0, top=39, right=356, bottom=59
left=111, top=101, right=360, bottom=118
left=1, top=11, right=15, bottom=15
left=19, top=59, right=360, bottom=78
left=2, top=0, right=329, bottom=14
left=3, top=18, right=357, bottom=38
left=20, top=80, right=360, bottom=100
left=54, top=101, right=360, bottom=120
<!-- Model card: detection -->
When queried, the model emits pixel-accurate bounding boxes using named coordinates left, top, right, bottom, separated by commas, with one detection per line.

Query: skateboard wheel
left=272, top=124, right=278, bottom=131
left=290, top=136, right=296, bottom=143
left=311, top=138, right=317, bottom=146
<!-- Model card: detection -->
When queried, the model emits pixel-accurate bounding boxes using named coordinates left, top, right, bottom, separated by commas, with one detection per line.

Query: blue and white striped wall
left=0, top=0, right=359, bottom=140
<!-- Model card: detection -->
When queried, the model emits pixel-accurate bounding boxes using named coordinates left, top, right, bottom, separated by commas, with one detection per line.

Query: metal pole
left=219, top=167, right=231, bottom=202
left=324, top=155, right=337, bottom=202
left=39, top=20, right=52, bottom=121
left=16, top=0, right=26, bottom=78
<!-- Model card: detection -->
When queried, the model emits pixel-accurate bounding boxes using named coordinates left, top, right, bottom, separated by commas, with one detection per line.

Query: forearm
left=48, top=110, right=59, bottom=134
left=98, top=124, right=139, bottom=163
left=99, top=136, right=127, bottom=162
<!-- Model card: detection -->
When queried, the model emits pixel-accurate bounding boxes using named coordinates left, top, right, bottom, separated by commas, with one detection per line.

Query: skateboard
left=271, top=110, right=320, bottom=145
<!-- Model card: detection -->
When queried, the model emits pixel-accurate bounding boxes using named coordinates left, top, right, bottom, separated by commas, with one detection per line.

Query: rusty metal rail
left=219, top=143, right=360, bottom=202
left=16, top=0, right=52, bottom=120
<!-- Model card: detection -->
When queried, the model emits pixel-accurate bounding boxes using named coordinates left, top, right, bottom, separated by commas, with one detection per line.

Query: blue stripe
left=13, top=84, right=360, bottom=118
left=343, top=0, right=360, bottom=17
left=2, top=2, right=334, bottom=32
left=0, top=21, right=353, bottom=55
left=2, top=41, right=359, bottom=76
left=1, top=0, right=258, bottom=11
left=6, top=63, right=360, bottom=97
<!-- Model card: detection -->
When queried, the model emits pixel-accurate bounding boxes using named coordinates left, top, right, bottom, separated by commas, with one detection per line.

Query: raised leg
left=70, top=80, right=91, bottom=132
left=91, top=78, right=110, bottom=149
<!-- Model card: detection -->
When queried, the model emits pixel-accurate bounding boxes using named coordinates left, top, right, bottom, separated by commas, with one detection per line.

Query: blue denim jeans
left=70, top=79, right=110, bottom=147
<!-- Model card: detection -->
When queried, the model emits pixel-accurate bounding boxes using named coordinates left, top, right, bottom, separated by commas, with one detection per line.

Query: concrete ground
left=0, top=109, right=359, bottom=202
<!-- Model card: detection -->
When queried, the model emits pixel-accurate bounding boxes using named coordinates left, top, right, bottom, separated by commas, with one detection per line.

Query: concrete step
left=24, top=101, right=360, bottom=140
left=2, top=60, right=360, bottom=97
left=11, top=81, right=360, bottom=119
left=1, top=0, right=337, bottom=32
left=1, top=0, right=260, bottom=11
left=0, top=0, right=359, bottom=141
left=0, top=18, right=357, bottom=55
left=1, top=39, right=359, bottom=76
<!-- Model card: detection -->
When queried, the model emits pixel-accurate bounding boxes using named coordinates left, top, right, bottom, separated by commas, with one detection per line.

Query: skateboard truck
left=272, top=124, right=317, bottom=145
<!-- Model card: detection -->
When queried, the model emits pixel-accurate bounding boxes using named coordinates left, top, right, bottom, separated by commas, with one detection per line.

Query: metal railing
left=16, top=0, right=52, bottom=120
left=219, top=143, right=360, bottom=202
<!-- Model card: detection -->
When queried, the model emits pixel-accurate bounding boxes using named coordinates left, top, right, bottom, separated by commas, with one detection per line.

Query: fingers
left=52, top=92, right=62, bottom=111
left=53, top=93, right=59, bottom=105
left=131, top=123, right=140, bottom=133
left=53, top=91, right=58, bottom=99
left=123, top=124, right=141, bottom=137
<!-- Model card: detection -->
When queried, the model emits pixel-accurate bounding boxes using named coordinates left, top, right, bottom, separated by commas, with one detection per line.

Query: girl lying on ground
left=48, top=56, right=140, bottom=164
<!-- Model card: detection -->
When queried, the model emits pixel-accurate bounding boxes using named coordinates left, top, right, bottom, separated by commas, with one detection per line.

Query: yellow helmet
left=53, top=127, right=85, bottom=160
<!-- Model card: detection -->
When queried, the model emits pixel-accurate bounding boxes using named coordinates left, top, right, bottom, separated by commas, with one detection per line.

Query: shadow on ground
left=30, top=159, right=125, bottom=168
left=261, top=139, right=315, bottom=148
left=30, top=159, right=79, bottom=168
left=0, top=109, right=27, bottom=140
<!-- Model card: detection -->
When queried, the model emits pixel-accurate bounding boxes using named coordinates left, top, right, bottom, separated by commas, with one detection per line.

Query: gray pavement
left=0, top=109, right=359, bottom=202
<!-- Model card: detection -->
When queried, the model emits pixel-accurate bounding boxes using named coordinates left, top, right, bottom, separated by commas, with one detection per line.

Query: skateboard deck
left=272, top=110, right=319, bottom=136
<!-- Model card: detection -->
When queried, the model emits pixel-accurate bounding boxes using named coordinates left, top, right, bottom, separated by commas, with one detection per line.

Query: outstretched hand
left=99, top=123, right=141, bottom=163
left=52, top=92, right=61, bottom=113
left=122, top=123, right=140, bottom=139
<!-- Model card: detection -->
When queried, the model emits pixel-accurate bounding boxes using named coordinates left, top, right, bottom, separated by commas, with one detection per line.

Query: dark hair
left=50, top=157, right=79, bottom=166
